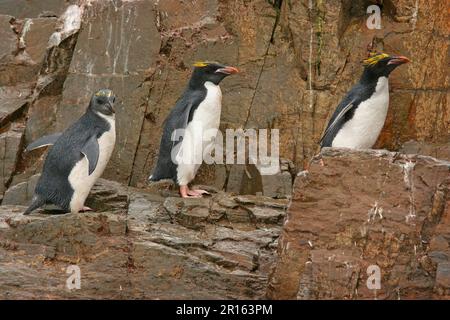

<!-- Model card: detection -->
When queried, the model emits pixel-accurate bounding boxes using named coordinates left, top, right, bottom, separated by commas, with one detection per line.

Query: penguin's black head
left=189, top=61, right=239, bottom=87
left=361, top=53, right=410, bottom=80
left=89, top=89, right=116, bottom=116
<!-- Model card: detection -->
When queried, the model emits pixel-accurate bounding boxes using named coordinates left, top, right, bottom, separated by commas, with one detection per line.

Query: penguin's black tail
left=24, top=195, right=45, bottom=215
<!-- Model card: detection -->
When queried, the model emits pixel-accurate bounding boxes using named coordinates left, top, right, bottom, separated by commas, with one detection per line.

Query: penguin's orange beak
left=216, top=66, right=239, bottom=75
left=388, top=55, right=411, bottom=65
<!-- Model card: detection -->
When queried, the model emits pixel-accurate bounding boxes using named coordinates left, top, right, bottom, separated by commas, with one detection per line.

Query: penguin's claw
left=190, top=189, right=210, bottom=196
left=182, top=194, right=201, bottom=198
left=180, top=186, right=208, bottom=198
left=81, top=206, right=93, bottom=212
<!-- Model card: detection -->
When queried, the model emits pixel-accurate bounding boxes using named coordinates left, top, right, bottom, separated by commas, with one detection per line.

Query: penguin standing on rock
left=24, top=89, right=117, bottom=214
left=320, top=53, right=410, bottom=149
left=149, top=61, right=239, bottom=198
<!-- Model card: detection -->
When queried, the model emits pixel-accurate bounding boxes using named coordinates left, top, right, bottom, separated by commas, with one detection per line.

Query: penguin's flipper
left=25, top=133, right=62, bottom=152
left=81, top=135, right=99, bottom=175
left=319, top=100, right=355, bottom=146
left=181, top=101, right=195, bottom=128
left=170, top=101, right=195, bottom=150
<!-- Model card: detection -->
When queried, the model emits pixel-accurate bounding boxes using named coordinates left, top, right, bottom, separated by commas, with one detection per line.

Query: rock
left=224, top=162, right=293, bottom=198
left=247, top=206, right=285, bottom=224
left=0, top=179, right=284, bottom=299
left=85, top=178, right=129, bottom=213
left=0, top=123, right=24, bottom=196
left=225, top=165, right=248, bottom=194
left=268, top=148, right=450, bottom=300
left=163, top=197, right=211, bottom=229
left=21, top=18, right=57, bottom=63
left=400, top=140, right=450, bottom=161
left=0, top=15, right=58, bottom=87
left=0, top=0, right=75, bottom=19
left=260, top=171, right=292, bottom=198
left=235, top=194, right=289, bottom=209
left=0, top=85, right=31, bottom=127
left=0, top=14, right=17, bottom=66
left=46, top=5, right=81, bottom=48
left=2, top=174, right=39, bottom=206
left=435, top=263, right=450, bottom=294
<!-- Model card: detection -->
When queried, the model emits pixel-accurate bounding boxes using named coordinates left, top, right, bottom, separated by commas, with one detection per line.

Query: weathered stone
left=0, top=177, right=284, bottom=299
left=0, top=123, right=24, bottom=196
left=400, top=140, right=450, bottom=161
left=247, top=206, right=285, bottom=224
left=435, top=262, right=450, bottom=292
left=85, top=178, right=129, bottom=213
left=268, top=148, right=450, bottom=300
left=235, top=194, right=289, bottom=209
left=127, top=192, right=168, bottom=232
left=163, top=197, right=211, bottom=229
left=22, top=18, right=57, bottom=63
left=261, top=171, right=292, bottom=198
left=225, top=164, right=247, bottom=194
left=0, top=85, right=31, bottom=126
left=0, top=0, right=76, bottom=19
left=0, top=15, right=16, bottom=64
left=0, top=15, right=58, bottom=87
left=2, top=174, right=39, bottom=206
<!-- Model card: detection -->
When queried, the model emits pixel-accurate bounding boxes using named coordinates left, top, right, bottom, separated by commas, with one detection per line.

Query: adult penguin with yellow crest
left=320, top=53, right=410, bottom=149
left=149, top=61, right=239, bottom=198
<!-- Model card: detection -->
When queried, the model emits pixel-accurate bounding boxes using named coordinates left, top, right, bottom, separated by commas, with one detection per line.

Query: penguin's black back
left=150, top=86, right=207, bottom=183
left=320, top=80, right=378, bottom=147
left=35, top=110, right=111, bottom=210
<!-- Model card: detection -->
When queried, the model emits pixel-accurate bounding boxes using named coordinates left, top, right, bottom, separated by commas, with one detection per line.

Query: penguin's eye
left=97, top=99, right=104, bottom=104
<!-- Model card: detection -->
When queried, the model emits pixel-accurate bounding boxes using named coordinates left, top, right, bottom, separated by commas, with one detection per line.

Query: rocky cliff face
left=0, top=0, right=448, bottom=299
left=0, top=0, right=448, bottom=193
left=268, top=148, right=450, bottom=299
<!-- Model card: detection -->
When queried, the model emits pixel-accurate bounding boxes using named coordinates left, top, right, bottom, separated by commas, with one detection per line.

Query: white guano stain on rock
left=47, top=5, right=83, bottom=48
left=401, top=160, right=417, bottom=223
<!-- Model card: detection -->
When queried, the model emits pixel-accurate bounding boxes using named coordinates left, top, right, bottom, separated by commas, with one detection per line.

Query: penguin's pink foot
left=189, top=189, right=210, bottom=196
left=180, top=185, right=201, bottom=198
left=80, top=206, right=93, bottom=212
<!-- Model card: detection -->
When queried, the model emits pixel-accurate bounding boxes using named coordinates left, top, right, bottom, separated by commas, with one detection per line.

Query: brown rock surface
left=1, top=149, right=449, bottom=299
left=0, top=179, right=286, bottom=299
left=268, top=148, right=450, bottom=299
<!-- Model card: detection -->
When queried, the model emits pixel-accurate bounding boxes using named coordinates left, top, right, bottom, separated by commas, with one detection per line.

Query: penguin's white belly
left=332, top=77, right=389, bottom=149
left=177, top=81, right=222, bottom=185
left=68, top=116, right=116, bottom=213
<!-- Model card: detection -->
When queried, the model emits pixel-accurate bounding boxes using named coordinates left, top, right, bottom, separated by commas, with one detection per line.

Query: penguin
left=24, top=89, right=116, bottom=214
left=320, top=53, right=410, bottom=149
left=149, top=61, right=239, bottom=198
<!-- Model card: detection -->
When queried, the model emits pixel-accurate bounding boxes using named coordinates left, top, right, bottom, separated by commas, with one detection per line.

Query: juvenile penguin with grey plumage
left=24, top=89, right=116, bottom=214
left=320, top=53, right=410, bottom=149
left=149, top=61, right=239, bottom=198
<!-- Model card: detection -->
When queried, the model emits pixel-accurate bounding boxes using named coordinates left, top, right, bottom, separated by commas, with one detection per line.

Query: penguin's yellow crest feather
left=193, top=61, right=209, bottom=67
left=363, top=53, right=390, bottom=66
left=95, top=89, right=113, bottom=97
